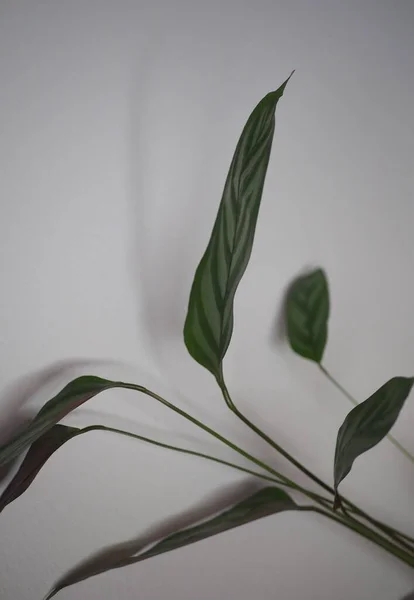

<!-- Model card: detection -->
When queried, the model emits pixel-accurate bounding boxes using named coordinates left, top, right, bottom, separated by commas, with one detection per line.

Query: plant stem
left=113, top=382, right=326, bottom=505
left=319, top=364, right=414, bottom=463
left=340, top=504, right=414, bottom=554
left=77, top=424, right=414, bottom=563
left=110, top=381, right=414, bottom=563
left=343, top=502, right=414, bottom=551
left=216, top=373, right=414, bottom=554
left=77, top=424, right=332, bottom=509
left=76, top=424, right=283, bottom=486
left=217, top=374, right=336, bottom=498
left=303, top=507, right=414, bottom=568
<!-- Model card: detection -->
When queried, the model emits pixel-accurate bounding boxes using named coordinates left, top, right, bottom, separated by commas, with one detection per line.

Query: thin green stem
left=303, top=507, right=414, bottom=568
left=77, top=424, right=332, bottom=509
left=342, top=505, right=414, bottom=554
left=216, top=373, right=414, bottom=553
left=76, top=424, right=283, bottom=486
left=110, top=380, right=414, bottom=564
left=318, top=364, right=357, bottom=405
left=319, top=364, right=414, bottom=463
left=112, top=382, right=328, bottom=508
left=392, top=530, right=414, bottom=545
left=77, top=424, right=413, bottom=562
left=217, top=375, right=336, bottom=498
left=344, top=502, right=414, bottom=551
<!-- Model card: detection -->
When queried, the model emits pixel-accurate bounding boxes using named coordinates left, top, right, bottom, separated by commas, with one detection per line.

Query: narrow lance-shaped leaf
left=184, top=74, right=293, bottom=380
left=45, top=486, right=297, bottom=599
left=0, top=376, right=153, bottom=475
left=334, top=377, right=414, bottom=497
left=0, top=424, right=79, bottom=513
left=286, top=268, right=329, bottom=363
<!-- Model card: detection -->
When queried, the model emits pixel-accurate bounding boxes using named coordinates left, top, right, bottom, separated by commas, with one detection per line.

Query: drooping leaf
left=286, top=268, right=329, bottom=363
left=45, top=486, right=297, bottom=598
left=0, top=376, right=150, bottom=474
left=334, top=377, right=414, bottom=493
left=184, top=74, right=293, bottom=380
left=0, top=424, right=79, bottom=513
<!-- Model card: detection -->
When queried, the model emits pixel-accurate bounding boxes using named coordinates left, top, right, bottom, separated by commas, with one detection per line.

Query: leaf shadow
left=0, top=358, right=119, bottom=483
left=126, top=53, right=233, bottom=370
left=47, top=479, right=261, bottom=592
left=271, top=278, right=291, bottom=346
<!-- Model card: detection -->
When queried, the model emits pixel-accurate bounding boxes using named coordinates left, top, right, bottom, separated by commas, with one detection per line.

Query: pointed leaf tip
left=334, top=376, right=414, bottom=491
left=0, top=425, right=79, bottom=513
left=46, top=486, right=297, bottom=597
left=184, top=76, right=292, bottom=378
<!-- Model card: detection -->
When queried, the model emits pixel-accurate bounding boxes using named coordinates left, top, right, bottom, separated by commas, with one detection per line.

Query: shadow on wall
left=0, top=358, right=126, bottom=485
left=44, top=478, right=261, bottom=594
left=0, top=359, right=99, bottom=440
left=126, top=45, right=245, bottom=372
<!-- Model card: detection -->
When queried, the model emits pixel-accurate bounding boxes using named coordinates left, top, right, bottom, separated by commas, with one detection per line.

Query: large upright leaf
left=45, top=486, right=297, bottom=598
left=0, top=424, right=79, bottom=513
left=184, top=74, right=293, bottom=379
left=0, top=376, right=151, bottom=474
left=334, top=377, right=414, bottom=493
left=286, top=268, right=329, bottom=363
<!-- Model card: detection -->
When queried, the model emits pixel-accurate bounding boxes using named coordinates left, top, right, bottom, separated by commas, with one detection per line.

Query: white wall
left=0, top=1, right=413, bottom=599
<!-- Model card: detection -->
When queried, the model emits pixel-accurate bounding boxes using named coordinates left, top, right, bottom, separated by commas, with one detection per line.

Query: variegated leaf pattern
left=184, top=74, right=293, bottom=379
left=0, top=376, right=155, bottom=476
left=286, top=268, right=329, bottom=363
left=0, top=425, right=79, bottom=512
left=334, top=377, right=414, bottom=492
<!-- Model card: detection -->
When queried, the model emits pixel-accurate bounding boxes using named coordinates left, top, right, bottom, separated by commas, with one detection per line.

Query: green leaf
left=45, top=486, right=297, bottom=598
left=0, top=425, right=79, bottom=513
left=334, top=377, right=414, bottom=492
left=0, top=376, right=118, bottom=472
left=184, top=74, right=293, bottom=379
left=0, top=376, right=154, bottom=475
left=286, top=268, right=329, bottom=363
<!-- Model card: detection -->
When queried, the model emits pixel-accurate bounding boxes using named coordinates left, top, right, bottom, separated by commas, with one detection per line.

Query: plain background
left=0, top=1, right=413, bottom=599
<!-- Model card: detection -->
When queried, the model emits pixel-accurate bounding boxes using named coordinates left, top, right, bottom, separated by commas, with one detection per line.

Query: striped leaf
left=0, top=376, right=118, bottom=473
left=334, top=377, right=414, bottom=495
left=45, top=486, right=297, bottom=598
left=0, top=376, right=153, bottom=476
left=286, top=268, right=329, bottom=363
left=184, top=74, right=293, bottom=379
left=0, top=425, right=79, bottom=513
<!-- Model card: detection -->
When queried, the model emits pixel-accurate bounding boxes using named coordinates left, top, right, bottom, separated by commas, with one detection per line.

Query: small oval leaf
left=45, top=486, right=297, bottom=598
left=286, top=268, right=329, bottom=363
left=0, top=424, right=79, bottom=513
left=334, top=376, right=414, bottom=491
left=184, top=74, right=293, bottom=379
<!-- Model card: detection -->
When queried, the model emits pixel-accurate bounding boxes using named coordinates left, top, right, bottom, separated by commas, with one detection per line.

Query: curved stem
left=76, top=425, right=284, bottom=486
left=216, top=374, right=414, bottom=552
left=217, top=375, right=336, bottom=497
left=112, top=382, right=329, bottom=508
left=77, top=424, right=333, bottom=512
left=319, top=364, right=414, bottom=463
left=76, top=424, right=413, bottom=562
left=109, top=380, right=414, bottom=563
